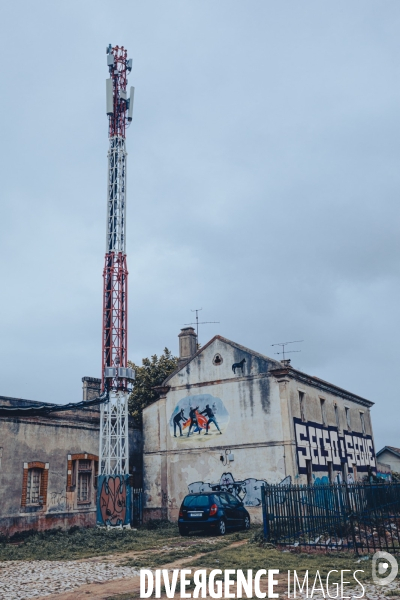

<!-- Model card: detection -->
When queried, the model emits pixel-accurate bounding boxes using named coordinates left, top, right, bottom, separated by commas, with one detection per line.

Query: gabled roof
left=162, top=335, right=373, bottom=407
left=376, top=446, right=400, bottom=459
left=163, top=334, right=282, bottom=385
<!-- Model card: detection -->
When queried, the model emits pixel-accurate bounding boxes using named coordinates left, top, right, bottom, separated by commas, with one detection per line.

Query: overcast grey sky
left=1, top=1, right=399, bottom=450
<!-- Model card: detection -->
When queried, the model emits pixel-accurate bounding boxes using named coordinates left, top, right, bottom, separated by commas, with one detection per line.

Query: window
left=21, top=461, right=49, bottom=508
left=320, top=398, right=327, bottom=426
left=226, top=493, right=241, bottom=506
left=334, top=404, right=340, bottom=430
left=360, top=412, right=366, bottom=435
left=27, top=468, right=41, bottom=504
left=345, top=407, right=351, bottom=431
left=299, top=391, right=306, bottom=422
left=67, top=453, right=98, bottom=506
left=77, top=472, right=91, bottom=503
left=183, top=495, right=209, bottom=508
left=218, top=493, right=231, bottom=507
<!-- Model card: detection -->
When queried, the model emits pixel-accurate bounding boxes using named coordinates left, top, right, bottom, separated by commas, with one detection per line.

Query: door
left=218, top=493, right=236, bottom=527
left=226, top=493, right=243, bottom=526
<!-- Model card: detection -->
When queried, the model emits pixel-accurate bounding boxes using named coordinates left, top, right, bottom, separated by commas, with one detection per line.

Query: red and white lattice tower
left=99, top=44, right=135, bottom=478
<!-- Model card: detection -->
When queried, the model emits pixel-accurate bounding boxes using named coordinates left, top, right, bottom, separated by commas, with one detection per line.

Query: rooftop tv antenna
left=272, top=340, right=303, bottom=361
left=185, top=308, right=219, bottom=344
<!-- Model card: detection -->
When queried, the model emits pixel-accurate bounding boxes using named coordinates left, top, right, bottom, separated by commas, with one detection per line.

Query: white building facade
left=143, top=330, right=376, bottom=523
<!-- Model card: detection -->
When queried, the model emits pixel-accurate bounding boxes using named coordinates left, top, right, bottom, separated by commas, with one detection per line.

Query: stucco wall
left=144, top=338, right=287, bottom=523
left=377, top=450, right=400, bottom=473
left=143, top=336, right=377, bottom=524
left=0, top=407, right=142, bottom=536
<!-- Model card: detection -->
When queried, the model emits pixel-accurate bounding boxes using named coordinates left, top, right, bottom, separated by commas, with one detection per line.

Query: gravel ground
left=0, top=560, right=139, bottom=599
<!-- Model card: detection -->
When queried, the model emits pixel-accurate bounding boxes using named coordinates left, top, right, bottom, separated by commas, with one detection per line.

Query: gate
left=131, top=488, right=143, bottom=526
left=261, top=482, right=400, bottom=554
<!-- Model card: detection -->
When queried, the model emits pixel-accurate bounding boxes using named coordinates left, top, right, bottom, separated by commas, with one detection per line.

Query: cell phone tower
left=97, top=44, right=135, bottom=527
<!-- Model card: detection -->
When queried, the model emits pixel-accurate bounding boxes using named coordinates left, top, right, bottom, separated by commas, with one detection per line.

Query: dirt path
left=37, top=540, right=248, bottom=600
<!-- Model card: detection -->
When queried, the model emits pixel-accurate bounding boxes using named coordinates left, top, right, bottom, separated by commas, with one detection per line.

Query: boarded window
left=345, top=407, right=352, bottom=431
left=360, top=412, right=366, bottom=435
left=79, top=460, right=91, bottom=471
left=334, top=404, right=340, bottom=430
left=78, top=472, right=91, bottom=502
left=27, top=468, right=42, bottom=504
left=299, top=391, right=306, bottom=422
left=320, top=398, right=327, bottom=426
left=66, top=454, right=98, bottom=504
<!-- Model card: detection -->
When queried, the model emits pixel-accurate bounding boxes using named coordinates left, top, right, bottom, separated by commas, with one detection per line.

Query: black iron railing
left=261, top=482, right=400, bottom=554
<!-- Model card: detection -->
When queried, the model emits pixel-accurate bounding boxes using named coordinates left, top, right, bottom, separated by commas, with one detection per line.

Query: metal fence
left=261, top=482, right=400, bottom=554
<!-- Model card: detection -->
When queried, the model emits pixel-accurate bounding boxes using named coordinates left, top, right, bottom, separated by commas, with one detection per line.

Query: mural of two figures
left=170, top=393, right=230, bottom=440
left=97, top=474, right=131, bottom=527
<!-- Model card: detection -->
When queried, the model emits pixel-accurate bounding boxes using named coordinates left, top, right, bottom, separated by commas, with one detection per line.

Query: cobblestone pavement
left=0, top=560, right=139, bottom=600
left=1, top=561, right=400, bottom=599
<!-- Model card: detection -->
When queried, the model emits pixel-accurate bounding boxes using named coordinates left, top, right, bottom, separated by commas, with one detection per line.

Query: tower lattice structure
left=99, top=44, right=135, bottom=478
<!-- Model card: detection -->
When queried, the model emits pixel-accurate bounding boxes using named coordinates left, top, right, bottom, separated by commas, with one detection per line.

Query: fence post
left=344, top=482, right=358, bottom=555
left=261, top=484, right=269, bottom=541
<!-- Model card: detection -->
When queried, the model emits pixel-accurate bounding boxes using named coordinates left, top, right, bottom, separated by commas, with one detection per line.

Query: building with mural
left=0, top=378, right=142, bottom=537
left=143, top=328, right=376, bottom=522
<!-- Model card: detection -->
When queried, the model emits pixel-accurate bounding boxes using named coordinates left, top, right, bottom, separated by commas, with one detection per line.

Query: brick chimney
left=178, top=327, right=197, bottom=368
left=82, top=377, right=101, bottom=401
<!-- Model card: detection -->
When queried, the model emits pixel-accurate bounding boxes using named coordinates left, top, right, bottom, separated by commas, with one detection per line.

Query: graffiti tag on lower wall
left=294, top=418, right=376, bottom=475
left=170, top=394, right=230, bottom=440
left=97, top=474, right=131, bottom=527
left=188, top=473, right=291, bottom=507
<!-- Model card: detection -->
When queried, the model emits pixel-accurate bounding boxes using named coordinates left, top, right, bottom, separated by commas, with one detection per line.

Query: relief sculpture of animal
left=232, top=358, right=246, bottom=374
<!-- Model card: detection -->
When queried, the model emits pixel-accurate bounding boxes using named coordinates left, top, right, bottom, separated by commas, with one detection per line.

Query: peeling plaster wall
left=377, top=450, right=400, bottom=473
left=143, top=337, right=377, bottom=524
left=287, top=377, right=375, bottom=483
left=144, top=339, right=287, bottom=523
left=0, top=408, right=142, bottom=536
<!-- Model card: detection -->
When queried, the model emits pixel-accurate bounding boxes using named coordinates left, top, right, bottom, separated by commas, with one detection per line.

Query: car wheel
left=243, top=515, right=250, bottom=530
left=217, top=519, right=226, bottom=536
left=179, top=526, right=189, bottom=536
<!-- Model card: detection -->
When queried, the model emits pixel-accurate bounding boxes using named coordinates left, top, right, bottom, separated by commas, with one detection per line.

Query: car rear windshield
left=183, top=495, right=210, bottom=508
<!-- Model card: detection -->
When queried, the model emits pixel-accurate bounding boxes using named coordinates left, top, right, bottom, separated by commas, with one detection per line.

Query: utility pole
left=97, top=44, right=135, bottom=527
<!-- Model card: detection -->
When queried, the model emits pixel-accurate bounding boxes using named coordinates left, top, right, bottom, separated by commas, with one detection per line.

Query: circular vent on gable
left=213, top=353, right=223, bottom=365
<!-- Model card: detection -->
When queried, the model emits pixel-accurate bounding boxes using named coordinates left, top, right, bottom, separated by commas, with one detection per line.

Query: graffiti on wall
left=188, top=473, right=291, bottom=507
left=97, top=474, right=131, bottom=526
left=294, top=418, right=376, bottom=475
left=170, top=394, right=229, bottom=439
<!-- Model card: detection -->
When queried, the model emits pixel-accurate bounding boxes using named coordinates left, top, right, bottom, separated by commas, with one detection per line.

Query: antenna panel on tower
left=128, top=87, right=135, bottom=121
left=106, top=78, right=113, bottom=115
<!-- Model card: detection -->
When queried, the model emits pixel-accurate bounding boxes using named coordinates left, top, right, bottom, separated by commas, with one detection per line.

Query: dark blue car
left=178, top=491, right=250, bottom=536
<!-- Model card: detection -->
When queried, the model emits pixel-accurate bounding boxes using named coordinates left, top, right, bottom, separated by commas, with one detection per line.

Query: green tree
left=128, top=348, right=178, bottom=425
